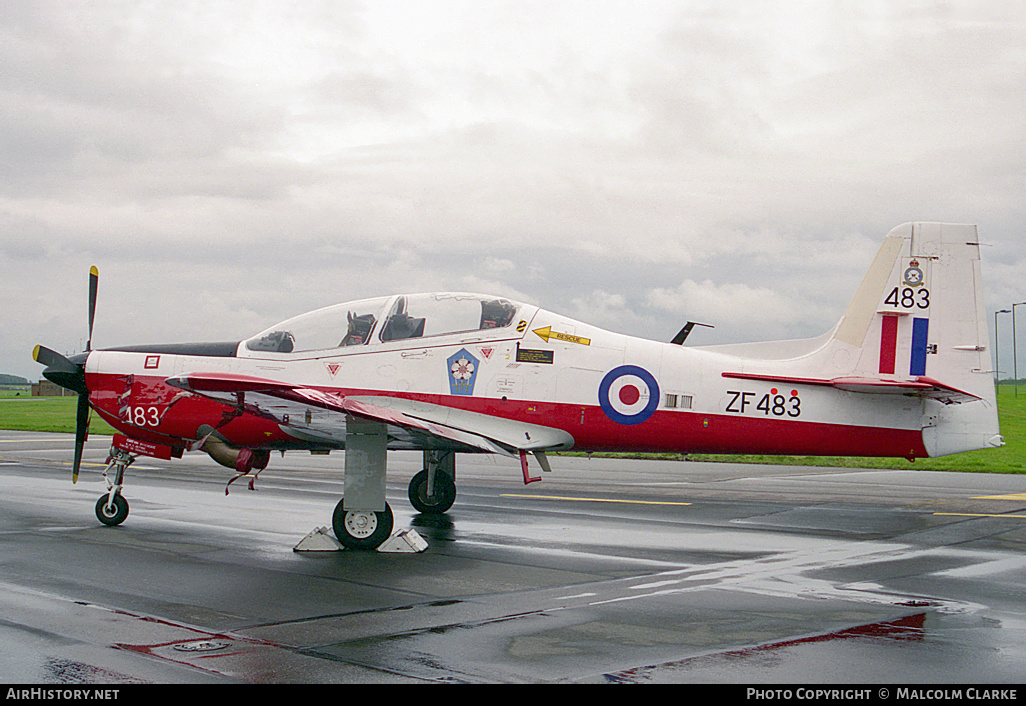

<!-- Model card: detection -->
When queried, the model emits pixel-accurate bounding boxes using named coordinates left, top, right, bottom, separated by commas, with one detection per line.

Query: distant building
left=32, top=380, right=73, bottom=397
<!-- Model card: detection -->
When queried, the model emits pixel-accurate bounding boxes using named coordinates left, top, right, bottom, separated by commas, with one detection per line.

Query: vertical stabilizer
left=831, top=223, right=1001, bottom=456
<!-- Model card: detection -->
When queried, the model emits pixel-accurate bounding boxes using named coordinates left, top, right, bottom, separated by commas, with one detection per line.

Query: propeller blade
left=34, top=345, right=87, bottom=395
left=34, top=266, right=97, bottom=484
left=87, top=265, right=98, bottom=351
left=33, top=344, right=76, bottom=372
left=73, top=392, right=90, bottom=484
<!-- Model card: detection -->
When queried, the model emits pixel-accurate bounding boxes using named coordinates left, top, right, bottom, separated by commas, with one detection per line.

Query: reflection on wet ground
left=1, top=433, right=1025, bottom=683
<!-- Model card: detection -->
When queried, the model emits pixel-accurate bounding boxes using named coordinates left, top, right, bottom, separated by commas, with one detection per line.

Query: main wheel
left=95, top=494, right=129, bottom=526
left=408, top=470, right=456, bottom=514
left=332, top=498, right=393, bottom=550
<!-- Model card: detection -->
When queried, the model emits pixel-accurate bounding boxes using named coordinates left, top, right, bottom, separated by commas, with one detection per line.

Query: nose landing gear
left=96, top=447, right=134, bottom=526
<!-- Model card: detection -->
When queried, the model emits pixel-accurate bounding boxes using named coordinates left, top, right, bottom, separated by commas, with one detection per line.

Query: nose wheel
left=95, top=447, right=134, bottom=526
left=332, top=498, right=393, bottom=550
left=96, top=494, right=129, bottom=526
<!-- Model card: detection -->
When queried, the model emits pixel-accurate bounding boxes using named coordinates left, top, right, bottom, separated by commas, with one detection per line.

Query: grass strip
left=1, top=386, right=1021, bottom=473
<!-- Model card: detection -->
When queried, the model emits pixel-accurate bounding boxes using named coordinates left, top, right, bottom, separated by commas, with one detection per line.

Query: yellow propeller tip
left=32, top=344, right=40, bottom=361
left=90, top=265, right=98, bottom=276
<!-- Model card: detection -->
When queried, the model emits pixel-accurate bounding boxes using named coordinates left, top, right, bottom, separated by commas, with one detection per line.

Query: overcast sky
left=3, top=1, right=1025, bottom=381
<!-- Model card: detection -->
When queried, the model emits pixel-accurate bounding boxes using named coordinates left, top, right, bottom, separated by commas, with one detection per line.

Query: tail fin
left=832, top=222, right=1001, bottom=456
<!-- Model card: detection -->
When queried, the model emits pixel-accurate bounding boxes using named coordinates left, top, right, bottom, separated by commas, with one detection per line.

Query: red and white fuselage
left=82, top=223, right=1001, bottom=466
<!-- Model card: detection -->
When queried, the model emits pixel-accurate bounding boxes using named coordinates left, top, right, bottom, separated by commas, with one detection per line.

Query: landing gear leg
left=408, top=450, right=456, bottom=514
left=96, top=448, right=134, bottom=526
left=334, top=416, right=392, bottom=550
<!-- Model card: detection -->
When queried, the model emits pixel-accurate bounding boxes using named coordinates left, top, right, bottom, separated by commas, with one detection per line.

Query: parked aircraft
left=34, top=223, right=1002, bottom=549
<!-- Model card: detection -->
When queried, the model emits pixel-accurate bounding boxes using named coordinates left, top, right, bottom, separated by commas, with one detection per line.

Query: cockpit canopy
left=244, top=293, right=521, bottom=354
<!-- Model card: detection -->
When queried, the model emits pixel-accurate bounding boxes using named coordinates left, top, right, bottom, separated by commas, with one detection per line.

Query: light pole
left=1013, top=302, right=1026, bottom=397
left=995, top=309, right=1010, bottom=388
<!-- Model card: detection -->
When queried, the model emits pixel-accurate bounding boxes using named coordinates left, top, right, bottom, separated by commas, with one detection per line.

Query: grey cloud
left=4, top=1, right=1026, bottom=381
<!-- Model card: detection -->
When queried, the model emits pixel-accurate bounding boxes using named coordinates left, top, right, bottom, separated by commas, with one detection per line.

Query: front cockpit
left=242, top=293, right=523, bottom=355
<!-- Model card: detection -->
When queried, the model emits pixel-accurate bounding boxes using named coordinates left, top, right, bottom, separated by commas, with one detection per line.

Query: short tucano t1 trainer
left=34, top=223, right=1003, bottom=549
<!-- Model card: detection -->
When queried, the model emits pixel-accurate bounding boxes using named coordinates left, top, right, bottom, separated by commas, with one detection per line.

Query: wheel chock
left=293, top=527, right=344, bottom=552
left=293, top=526, right=428, bottom=553
left=377, top=528, right=428, bottom=553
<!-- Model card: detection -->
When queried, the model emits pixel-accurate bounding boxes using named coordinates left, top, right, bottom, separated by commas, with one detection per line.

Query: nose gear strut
left=96, top=446, right=135, bottom=526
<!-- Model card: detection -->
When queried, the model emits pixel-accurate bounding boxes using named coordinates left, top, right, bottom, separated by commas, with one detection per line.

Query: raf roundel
left=598, top=365, right=660, bottom=425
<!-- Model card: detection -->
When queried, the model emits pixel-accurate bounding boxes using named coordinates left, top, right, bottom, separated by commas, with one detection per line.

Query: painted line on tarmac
left=501, top=493, right=691, bottom=507
left=973, top=492, right=1026, bottom=501
left=934, top=512, right=1026, bottom=519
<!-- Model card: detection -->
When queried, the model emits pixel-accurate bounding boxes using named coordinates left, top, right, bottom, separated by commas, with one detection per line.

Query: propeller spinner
left=33, top=266, right=98, bottom=483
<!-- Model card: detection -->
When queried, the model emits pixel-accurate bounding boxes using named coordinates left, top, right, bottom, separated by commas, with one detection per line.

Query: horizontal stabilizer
left=722, top=371, right=981, bottom=405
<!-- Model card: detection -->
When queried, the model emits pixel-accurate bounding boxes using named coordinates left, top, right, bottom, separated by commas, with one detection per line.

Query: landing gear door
left=343, top=416, right=388, bottom=512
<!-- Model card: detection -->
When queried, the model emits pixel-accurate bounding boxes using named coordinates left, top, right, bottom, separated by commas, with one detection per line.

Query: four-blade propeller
left=33, top=266, right=98, bottom=483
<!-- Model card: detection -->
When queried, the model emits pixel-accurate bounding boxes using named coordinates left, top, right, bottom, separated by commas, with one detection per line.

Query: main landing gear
left=331, top=450, right=457, bottom=550
left=408, top=469, right=456, bottom=514
left=95, top=447, right=134, bottom=526
left=408, top=449, right=456, bottom=514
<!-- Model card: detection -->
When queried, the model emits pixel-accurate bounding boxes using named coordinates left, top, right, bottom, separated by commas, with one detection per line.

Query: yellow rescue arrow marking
left=533, top=326, right=591, bottom=346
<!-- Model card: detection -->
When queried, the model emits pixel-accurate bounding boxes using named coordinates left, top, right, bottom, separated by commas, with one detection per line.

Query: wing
left=165, top=372, right=575, bottom=455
